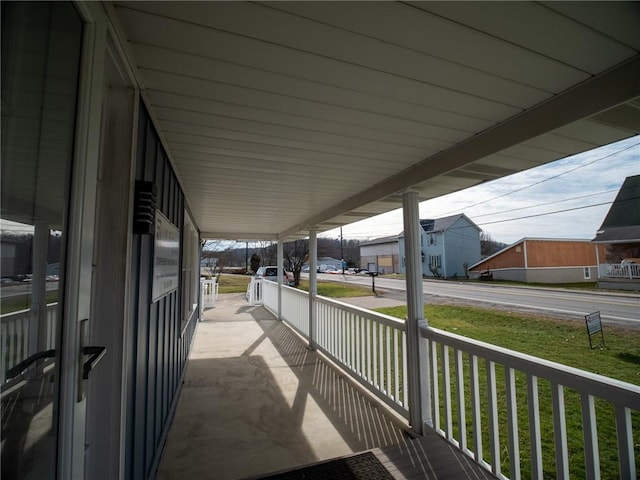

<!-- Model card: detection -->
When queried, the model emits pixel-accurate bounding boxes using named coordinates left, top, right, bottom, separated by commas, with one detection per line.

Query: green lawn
left=215, top=274, right=251, bottom=294
left=376, top=304, right=640, bottom=479
left=377, top=305, right=639, bottom=383
left=214, top=276, right=374, bottom=297
left=1, top=290, right=59, bottom=315
left=297, top=280, right=374, bottom=298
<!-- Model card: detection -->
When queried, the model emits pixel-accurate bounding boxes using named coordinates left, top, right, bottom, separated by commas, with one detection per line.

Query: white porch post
left=277, top=239, right=284, bottom=320
left=308, top=228, right=318, bottom=349
left=30, top=221, right=49, bottom=355
left=403, top=190, right=431, bottom=434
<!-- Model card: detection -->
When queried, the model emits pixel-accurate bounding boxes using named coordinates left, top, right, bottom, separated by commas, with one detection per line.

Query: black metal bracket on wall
left=134, top=181, right=157, bottom=235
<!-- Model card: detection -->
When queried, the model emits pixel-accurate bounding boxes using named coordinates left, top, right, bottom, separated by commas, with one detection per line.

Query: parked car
left=255, top=266, right=294, bottom=286
left=321, top=265, right=339, bottom=273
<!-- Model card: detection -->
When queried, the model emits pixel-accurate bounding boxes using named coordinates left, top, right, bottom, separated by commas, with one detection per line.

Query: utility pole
left=245, top=241, right=248, bottom=273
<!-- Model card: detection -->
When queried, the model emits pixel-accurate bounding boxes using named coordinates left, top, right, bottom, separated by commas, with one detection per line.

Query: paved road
left=312, top=274, right=640, bottom=328
left=1, top=282, right=59, bottom=299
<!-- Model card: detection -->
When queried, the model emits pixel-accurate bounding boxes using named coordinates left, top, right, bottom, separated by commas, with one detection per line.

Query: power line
left=438, top=140, right=640, bottom=217
left=344, top=194, right=639, bottom=239
left=469, top=188, right=618, bottom=219
left=474, top=196, right=640, bottom=228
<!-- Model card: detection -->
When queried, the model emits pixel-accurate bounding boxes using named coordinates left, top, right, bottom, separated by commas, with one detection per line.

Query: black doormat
left=257, top=452, right=394, bottom=480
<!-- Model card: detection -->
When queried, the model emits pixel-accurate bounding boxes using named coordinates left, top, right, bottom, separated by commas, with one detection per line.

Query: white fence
left=314, top=296, right=408, bottom=417
left=599, top=263, right=640, bottom=279
left=201, top=279, right=219, bottom=309
left=280, top=285, right=309, bottom=336
left=421, top=326, right=639, bottom=479
left=1, top=303, right=58, bottom=382
left=249, top=280, right=640, bottom=478
left=260, top=281, right=409, bottom=418
left=246, top=277, right=263, bottom=306
left=262, top=279, right=279, bottom=311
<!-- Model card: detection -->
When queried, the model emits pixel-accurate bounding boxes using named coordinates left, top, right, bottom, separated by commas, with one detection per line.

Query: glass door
left=1, top=3, right=84, bottom=479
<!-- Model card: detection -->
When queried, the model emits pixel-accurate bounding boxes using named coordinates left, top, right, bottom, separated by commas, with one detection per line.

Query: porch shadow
left=155, top=294, right=410, bottom=480
left=246, top=308, right=412, bottom=453
left=245, top=304, right=493, bottom=480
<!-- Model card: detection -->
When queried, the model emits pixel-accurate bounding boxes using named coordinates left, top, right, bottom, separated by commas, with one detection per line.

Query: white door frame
left=57, top=8, right=107, bottom=479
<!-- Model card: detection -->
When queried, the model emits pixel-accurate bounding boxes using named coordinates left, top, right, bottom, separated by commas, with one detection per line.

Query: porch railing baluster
left=470, top=354, right=483, bottom=465
left=431, top=339, right=440, bottom=433
left=505, top=367, right=521, bottom=480
left=551, top=382, right=569, bottom=479
left=442, top=344, right=452, bottom=441
left=615, top=405, right=636, bottom=479
left=384, top=324, right=389, bottom=391
left=527, top=374, right=543, bottom=480
left=486, top=359, right=500, bottom=477
left=394, top=328, right=400, bottom=404
left=1, top=303, right=58, bottom=383
left=402, top=331, right=408, bottom=407
left=580, top=393, right=600, bottom=480
left=455, top=348, right=467, bottom=452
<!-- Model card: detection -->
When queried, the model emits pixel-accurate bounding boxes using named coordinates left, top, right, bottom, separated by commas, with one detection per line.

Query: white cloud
left=329, top=135, right=640, bottom=244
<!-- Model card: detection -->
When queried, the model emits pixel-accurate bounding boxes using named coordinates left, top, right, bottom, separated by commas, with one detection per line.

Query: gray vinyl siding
left=441, top=217, right=481, bottom=278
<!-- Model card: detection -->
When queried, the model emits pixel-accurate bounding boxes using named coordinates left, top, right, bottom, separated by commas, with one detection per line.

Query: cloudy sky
left=322, top=135, right=640, bottom=245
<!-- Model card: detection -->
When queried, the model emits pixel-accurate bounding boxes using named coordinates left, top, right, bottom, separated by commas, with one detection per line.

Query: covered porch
left=2, top=2, right=639, bottom=480
left=157, top=293, right=490, bottom=480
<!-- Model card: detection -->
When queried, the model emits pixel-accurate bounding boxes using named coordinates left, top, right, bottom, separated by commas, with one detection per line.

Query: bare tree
left=256, top=241, right=277, bottom=266
left=480, top=231, right=506, bottom=257
left=283, top=239, right=309, bottom=286
left=200, top=240, right=220, bottom=278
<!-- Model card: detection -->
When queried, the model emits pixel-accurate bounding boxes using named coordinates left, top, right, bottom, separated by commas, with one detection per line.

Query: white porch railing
left=421, top=326, right=640, bottom=479
left=260, top=281, right=409, bottom=417
left=314, top=295, right=408, bottom=417
left=246, top=277, right=263, bottom=306
left=262, top=278, right=279, bottom=311
left=248, top=281, right=640, bottom=478
left=1, top=303, right=58, bottom=383
left=598, top=262, right=640, bottom=279
left=201, top=278, right=219, bottom=309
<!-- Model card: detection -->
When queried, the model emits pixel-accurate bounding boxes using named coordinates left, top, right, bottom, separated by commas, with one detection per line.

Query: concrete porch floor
left=156, top=293, right=492, bottom=480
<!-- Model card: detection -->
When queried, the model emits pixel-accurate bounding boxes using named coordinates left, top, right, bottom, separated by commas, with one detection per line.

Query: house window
left=429, top=234, right=436, bottom=245
left=584, top=267, right=591, bottom=279
left=429, top=255, right=441, bottom=269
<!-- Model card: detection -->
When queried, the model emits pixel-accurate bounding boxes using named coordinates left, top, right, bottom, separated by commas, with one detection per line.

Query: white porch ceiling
left=109, top=1, right=640, bottom=240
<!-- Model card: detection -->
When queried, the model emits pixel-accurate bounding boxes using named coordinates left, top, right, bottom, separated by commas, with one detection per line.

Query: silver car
left=255, top=266, right=294, bottom=286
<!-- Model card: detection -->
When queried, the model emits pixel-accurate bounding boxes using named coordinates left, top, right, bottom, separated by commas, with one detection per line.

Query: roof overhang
left=106, top=1, right=640, bottom=240
left=593, top=226, right=640, bottom=244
